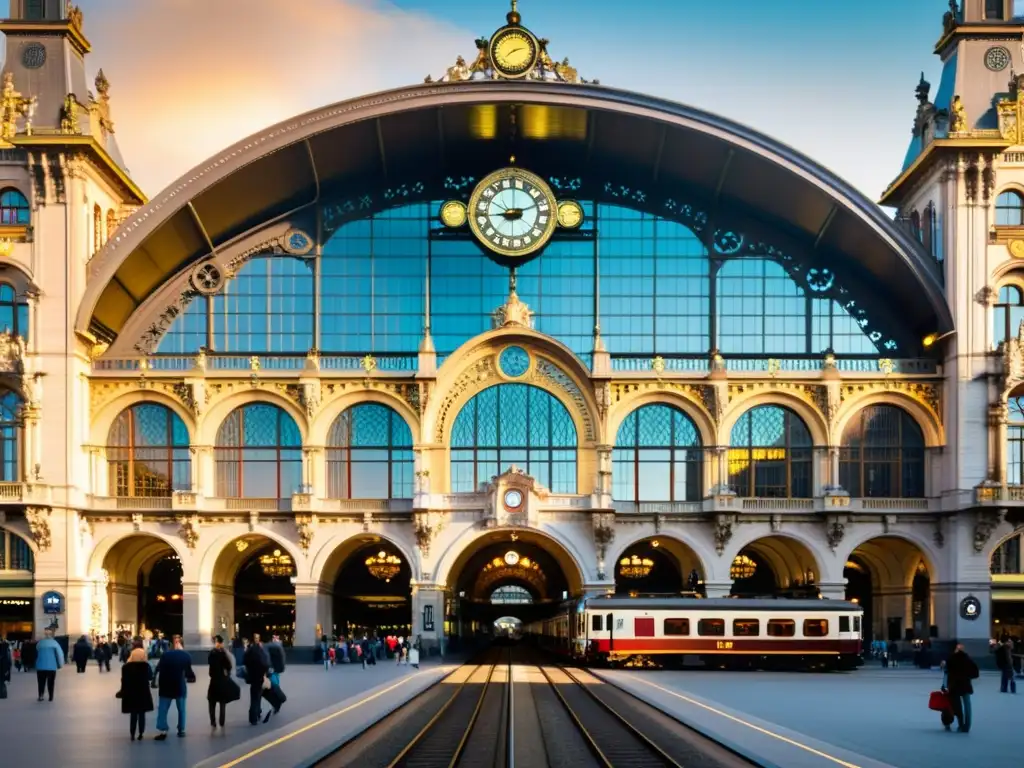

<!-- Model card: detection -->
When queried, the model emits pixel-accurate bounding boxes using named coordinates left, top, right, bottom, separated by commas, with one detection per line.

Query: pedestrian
left=117, top=642, right=154, bottom=741
left=20, top=638, right=36, bottom=672
left=320, top=636, right=330, bottom=671
left=943, top=643, right=980, bottom=733
left=153, top=635, right=195, bottom=740
left=996, top=639, right=1017, bottom=694
left=207, top=635, right=239, bottom=730
left=243, top=633, right=269, bottom=726
left=266, top=634, right=286, bottom=688
left=0, top=636, right=11, bottom=699
left=72, top=635, right=90, bottom=673
left=34, top=629, right=64, bottom=702
left=95, top=637, right=109, bottom=672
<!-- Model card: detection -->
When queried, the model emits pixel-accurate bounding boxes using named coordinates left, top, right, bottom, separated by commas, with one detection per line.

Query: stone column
left=829, top=446, right=841, bottom=491
left=817, top=582, right=846, bottom=601
left=410, top=583, right=445, bottom=657
left=181, top=581, right=214, bottom=650
left=932, top=580, right=992, bottom=657
left=294, top=581, right=331, bottom=651
left=713, top=447, right=730, bottom=493
left=704, top=580, right=732, bottom=598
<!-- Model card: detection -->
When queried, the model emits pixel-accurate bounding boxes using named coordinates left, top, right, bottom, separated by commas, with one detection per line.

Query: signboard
left=959, top=595, right=981, bottom=621
left=42, top=591, right=64, bottom=615
left=423, top=604, right=434, bottom=632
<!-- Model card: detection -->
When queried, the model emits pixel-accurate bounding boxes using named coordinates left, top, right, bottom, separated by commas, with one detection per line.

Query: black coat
left=945, top=650, right=980, bottom=696
left=154, top=649, right=195, bottom=699
left=207, top=648, right=236, bottom=703
left=0, top=641, right=10, bottom=681
left=72, top=639, right=91, bottom=664
left=996, top=644, right=1013, bottom=671
left=119, top=661, right=154, bottom=714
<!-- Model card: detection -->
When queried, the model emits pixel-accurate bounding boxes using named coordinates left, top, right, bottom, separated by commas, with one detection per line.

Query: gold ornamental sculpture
left=618, top=554, right=654, bottom=579
left=259, top=549, right=294, bottom=578
left=425, top=1, right=596, bottom=85
left=365, top=551, right=402, bottom=582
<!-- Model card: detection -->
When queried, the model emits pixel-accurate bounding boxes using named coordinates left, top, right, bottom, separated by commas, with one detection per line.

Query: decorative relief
left=976, top=286, right=997, bottom=306
left=414, top=511, right=444, bottom=557
left=840, top=381, right=941, bottom=420
left=25, top=507, right=51, bottom=552
left=529, top=359, right=595, bottom=441
left=610, top=381, right=719, bottom=423
left=713, top=514, right=735, bottom=556
left=826, top=518, right=846, bottom=552
left=0, top=330, right=26, bottom=374
left=177, top=514, right=200, bottom=550
left=973, top=510, right=1002, bottom=553
left=295, top=514, right=317, bottom=553
left=134, top=287, right=200, bottom=355
left=434, top=356, right=497, bottom=442
left=172, top=381, right=201, bottom=417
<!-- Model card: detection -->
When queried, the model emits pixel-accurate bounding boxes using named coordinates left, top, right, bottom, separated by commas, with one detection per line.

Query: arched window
left=0, top=390, right=21, bottom=482
left=995, top=285, right=1024, bottom=347
left=215, top=403, right=302, bottom=501
left=992, top=533, right=1022, bottom=575
left=93, top=204, right=102, bottom=252
left=0, top=529, right=33, bottom=571
left=838, top=405, right=925, bottom=498
left=996, top=191, right=1024, bottom=226
left=910, top=210, right=921, bottom=241
left=613, top=404, right=702, bottom=503
left=923, top=205, right=934, bottom=255
left=106, top=403, right=190, bottom=497
left=326, top=403, right=413, bottom=499
left=988, top=0, right=1005, bottom=19
left=0, top=284, right=28, bottom=340
left=1007, top=396, right=1024, bottom=485
left=450, top=384, right=576, bottom=494
left=0, top=188, right=29, bottom=225
left=729, top=405, right=812, bottom=497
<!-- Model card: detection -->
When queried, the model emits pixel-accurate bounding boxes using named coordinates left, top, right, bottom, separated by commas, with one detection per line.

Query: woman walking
left=208, top=635, right=238, bottom=729
left=118, top=643, right=154, bottom=741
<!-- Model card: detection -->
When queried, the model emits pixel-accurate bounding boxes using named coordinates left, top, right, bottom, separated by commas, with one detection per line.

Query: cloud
left=83, top=0, right=473, bottom=195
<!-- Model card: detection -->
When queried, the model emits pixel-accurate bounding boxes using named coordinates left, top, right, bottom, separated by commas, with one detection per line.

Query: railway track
left=315, top=646, right=753, bottom=768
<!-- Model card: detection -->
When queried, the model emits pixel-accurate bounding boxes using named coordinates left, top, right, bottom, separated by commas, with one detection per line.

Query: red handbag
left=928, top=690, right=950, bottom=711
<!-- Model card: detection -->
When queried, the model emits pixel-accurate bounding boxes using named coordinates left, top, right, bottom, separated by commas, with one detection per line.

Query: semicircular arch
left=834, top=392, right=942, bottom=447
left=607, top=392, right=716, bottom=448
left=725, top=530, right=830, bottom=585
left=91, top=390, right=197, bottom=447
left=198, top=390, right=308, bottom=447
left=311, top=531, right=420, bottom=586
left=720, top=392, right=828, bottom=447
left=607, top=532, right=714, bottom=583
left=88, top=531, right=188, bottom=581
left=310, top=392, right=419, bottom=447
left=199, top=528, right=305, bottom=585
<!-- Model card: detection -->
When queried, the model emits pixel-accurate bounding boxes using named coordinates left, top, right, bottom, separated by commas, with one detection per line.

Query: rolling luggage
left=261, top=682, right=287, bottom=711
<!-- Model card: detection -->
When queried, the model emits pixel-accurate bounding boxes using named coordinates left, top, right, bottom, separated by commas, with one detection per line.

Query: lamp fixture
left=259, top=549, right=294, bottom=578
left=618, top=554, right=654, bottom=579
left=730, top=554, right=757, bottom=580
left=365, top=550, right=402, bottom=582
left=922, top=330, right=956, bottom=348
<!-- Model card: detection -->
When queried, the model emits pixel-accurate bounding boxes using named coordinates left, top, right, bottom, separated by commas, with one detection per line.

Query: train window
left=839, top=616, right=850, bottom=633
left=733, top=619, right=760, bottom=636
left=635, top=617, right=655, bottom=637
left=664, top=618, right=690, bottom=636
left=697, top=619, right=725, bottom=636
left=592, top=614, right=603, bottom=632
left=766, top=619, right=796, bottom=637
left=853, top=616, right=861, bottom=632
left=803, top=619, right=829, bottom=637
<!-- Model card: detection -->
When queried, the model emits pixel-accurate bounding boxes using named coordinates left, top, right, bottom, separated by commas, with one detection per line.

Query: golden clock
left=557, top=200, right=584, bottom=229
left=489, top=26, right=539, bottom=79
left=439, top=200, right=467, bottom=228
left=468, top=167, right=558, bottom=258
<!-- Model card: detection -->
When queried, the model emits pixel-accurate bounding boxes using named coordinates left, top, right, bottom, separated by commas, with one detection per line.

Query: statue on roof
left=60, top=93, right=79, bottom=134
left=943, top=0, right=959, bottom=34
left=66, top=2, right=83, bottom=30
left=915, top=72, right=930, bottom=104
left=949, top=95, right=967, bottom=133
left=91, top=70, right=114, bottom=135
left=0, top=73, right=36, bottom=144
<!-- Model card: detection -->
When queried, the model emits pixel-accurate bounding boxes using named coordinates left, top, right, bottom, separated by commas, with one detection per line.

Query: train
left=524, top=595, right=864, bottom=670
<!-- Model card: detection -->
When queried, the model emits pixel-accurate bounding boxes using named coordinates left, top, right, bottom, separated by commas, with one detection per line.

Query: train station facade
left=0, top=0, right=1021, bottom=657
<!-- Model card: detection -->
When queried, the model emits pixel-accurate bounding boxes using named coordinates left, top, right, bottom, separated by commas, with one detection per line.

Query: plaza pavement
left=0, top=658, right=451, bottom=767
left=600, top=665, right=1023, bottom=768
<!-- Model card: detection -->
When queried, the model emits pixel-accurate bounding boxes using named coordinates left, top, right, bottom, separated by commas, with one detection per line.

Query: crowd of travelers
left=317, top=634, right=420, bottom=669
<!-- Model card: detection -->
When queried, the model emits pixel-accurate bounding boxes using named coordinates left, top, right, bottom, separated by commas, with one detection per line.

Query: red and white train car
left=526, top=595, right=864, bottom=670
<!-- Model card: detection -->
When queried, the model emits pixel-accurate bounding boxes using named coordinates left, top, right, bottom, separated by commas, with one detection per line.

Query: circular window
left=499, top=346, right=530, bottom=377
left=986, top=46, right=1011, bottom=72
left=21, top=44, right=46, bottom=70
left=503, top=489, right=524, bottom=510
left=191, top=262, right=224, bottom=295
left=282, top=229, right=313, bottom=255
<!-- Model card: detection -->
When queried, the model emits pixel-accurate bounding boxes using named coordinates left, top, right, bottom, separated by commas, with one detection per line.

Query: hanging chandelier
left=618, top=554, right=654, bottom=579
left=259, top=549, right=293, bottom=578
left=730, top=554, right=757, bottom=580
left=366, top=551, right=402, bottom=582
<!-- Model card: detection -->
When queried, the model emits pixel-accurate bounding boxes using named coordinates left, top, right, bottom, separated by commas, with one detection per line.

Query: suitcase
left=261, top=683, right=287, bottom=711
left=409, top=648, right=420, bottom=668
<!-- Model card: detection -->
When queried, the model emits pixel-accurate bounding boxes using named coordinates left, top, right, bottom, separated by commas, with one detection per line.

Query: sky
left=62, top=0, right=989, bottom=202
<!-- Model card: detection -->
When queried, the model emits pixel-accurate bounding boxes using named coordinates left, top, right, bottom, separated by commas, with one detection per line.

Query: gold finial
left=507, top=0, right=521, bottom=25
left=509, top=154, right=516, bottom=164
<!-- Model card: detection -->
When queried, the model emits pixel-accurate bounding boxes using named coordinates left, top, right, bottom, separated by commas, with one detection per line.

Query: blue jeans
left=156, top=696, right=186, bottom=734
left=951, top=693, right=972, bottom=730
left=1001, top=669, right=1017, bottom=693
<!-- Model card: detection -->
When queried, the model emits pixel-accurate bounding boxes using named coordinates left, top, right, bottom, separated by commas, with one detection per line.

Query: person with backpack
left=942, top=643, right=980, bottom=733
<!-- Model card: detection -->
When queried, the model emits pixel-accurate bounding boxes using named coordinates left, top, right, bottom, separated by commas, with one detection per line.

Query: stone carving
left=827, top=520, right=845, bottom=552
left=883, top=515, right=896, bottom=534
left=934, top=520, right=945, bottom=549
left=593, top=512, right=615, bottom=579
left=974, top=511, right=1002, bottom=553
left=530, top=359, right=595, bottom=440
left=1003, top=320, right=1024, bottom=394
left=248, top=511, right=259, bottom=533
left=295, top=514, right=317, bottom=553
left=434, top=356, right=497, bottom=442
left=134, top=288, right=200, bottom=354
left=362, top=510, right=372, bottom=533
left=0, top=329, right=26, bottom=374
left=414, top=512, right=443, bottom=556
left=177, top=514, right=200, bottom=550
left=131, top=512, right=142, bottom=532
left=770, top=514, right=782, bottom=533
left=594, top=381, right=610, bottom=423
left=78, top=517, right=93, bottom=546
left=67, top=3, right=84, bottom=31
left=25, top=507, right=51, bottom=551
left=492, top=290, right=534, bottom=329
left=173, top=381, right=200, bottom=416
left=60, top=93, right=79, bottom=134
left=713, top=514, right=735, bottom=556
left=0, top=73, right=36, bottom=144
left=949, top=95, right=967, bottom=133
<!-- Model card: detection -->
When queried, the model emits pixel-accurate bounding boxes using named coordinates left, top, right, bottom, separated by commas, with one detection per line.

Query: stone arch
left=433, top=526, right=589, bottom=595
left=90, top=389, right=197, bottom=448
left=991, top=261, right=1024, bottom=287
left=607, top=390, right=716, bottom=448
left=834, top=392, right=943, bottom=448
left=428, top=328, right=599, bottom=446
left=0, top=520, right=36, bottom=555
left=310, top=391, right=420, bottom=447
left=88, top=531, right=188, bottom=581
left=197, top=389, right=308, bottom=447
left=839, top=531, right=938, bottom=589
left=311, top=531, right=420, bottom=586
left=0, top=260, right=38, bottom=296
left=725, top=531, right=829, bottom=589
left=720, top=391, right=828, bottom=446
left=199, top=528, right=305, bottom=585
left=608, top=533, right=712, bottom=584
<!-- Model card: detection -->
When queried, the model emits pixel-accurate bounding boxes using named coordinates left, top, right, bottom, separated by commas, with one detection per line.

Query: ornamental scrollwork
left=177, top=514, right=200, bottom=550
left=434, top=356, right=497, bottom=442
left=295, top=514, right=317, bottom=553
left=25, top=507, right=51, bottom=552
left=713, top=514, right=735, bottom=556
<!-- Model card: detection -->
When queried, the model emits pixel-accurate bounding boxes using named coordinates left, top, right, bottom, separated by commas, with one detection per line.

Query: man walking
left=34, top=629, right=64, bottom=702
left=153, top=635, right=194, bottom=740
left=943, top=643, right=980, bottom=733
left=263, top=634, right=287, bottom=723
left=243, top=634, right=270, bottom=726
left=997, top=638, right=1017, bottom=694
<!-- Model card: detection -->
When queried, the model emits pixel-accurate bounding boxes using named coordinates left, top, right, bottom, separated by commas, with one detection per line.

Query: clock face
left=468, top=168, right=557, bottom=258
left=557, top=200, right=584, bottom=230
left=439, top=200, right=467, bottom=228
left=503, top=489, right=524, bottom=510
left=490, top=28, right=539, bottom=78
left=504, top=550, right=520, bottom=566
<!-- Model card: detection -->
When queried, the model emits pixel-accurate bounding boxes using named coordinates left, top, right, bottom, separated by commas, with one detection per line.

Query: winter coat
left=154, top=649, right=195, bottom=699
left=266, top=642, right=286, bottom=675
left=945, top=650, right=980, bottom=696
left=996, top=643, right=1014, bottom=671
left=119, top=661, right=154, bottom=714
left=72, top=638, right=91, bottom=665
left=0, top=640, right=11, bottom=681
left=207, top=647, right=236, bottom=703
left=243, top=643, right=269, bottom=685
left=34, top=638, right=64, bottom=672
left=20, top=641, right=36, bottom=669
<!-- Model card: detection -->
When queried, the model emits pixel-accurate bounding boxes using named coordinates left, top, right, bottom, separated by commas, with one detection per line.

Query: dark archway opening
left=138, top=554, right=183, bottom=637
left=614, top=545, right=682, bottom=595
left=332, top=542, right=412, bottom=640
left=729, top=551, right=778, bottom=597
left=844, top=556, right=873, bottom=643
left=234, top=545, right=296, bottom=643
